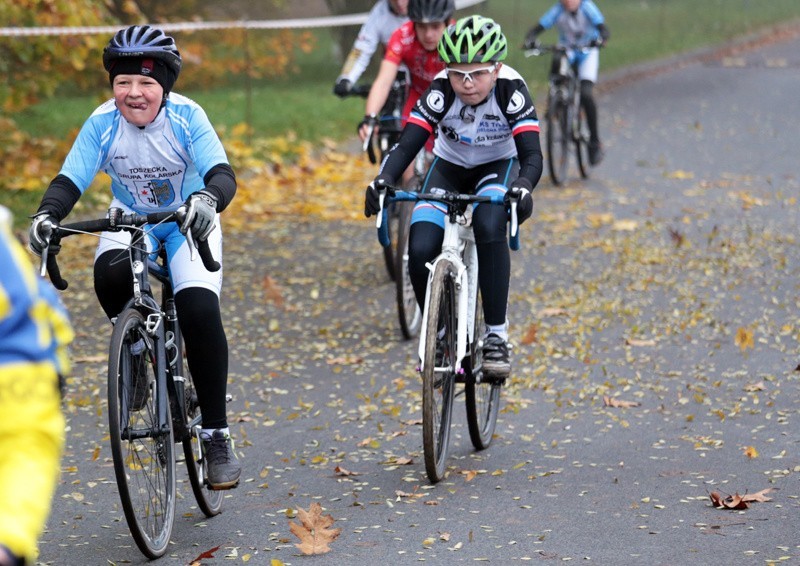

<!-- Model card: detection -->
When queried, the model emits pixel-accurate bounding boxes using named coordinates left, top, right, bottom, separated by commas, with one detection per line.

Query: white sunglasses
left=445, top=63, right=497, bottom=83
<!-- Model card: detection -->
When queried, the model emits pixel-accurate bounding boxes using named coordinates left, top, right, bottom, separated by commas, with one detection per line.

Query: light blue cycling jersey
left=58, top=93, right=230, bottom=213
left=539, top=0, right=605, bottom=47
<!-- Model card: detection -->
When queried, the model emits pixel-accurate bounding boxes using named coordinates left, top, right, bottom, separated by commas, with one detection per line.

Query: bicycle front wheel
left=575, top=102, right=591, bottom=179
left=421, top=260, right=457, bottom=483
left=546, top=94, right=570, bottom=186
left=395, top=200, right=422, bottom=339
left=465, top=290, right=501, bottom=450
left=382, top=200, right=400, bottom=281
left=180, top=349, right=223, bottom=516
left=108, top=308, right=176, bottom=559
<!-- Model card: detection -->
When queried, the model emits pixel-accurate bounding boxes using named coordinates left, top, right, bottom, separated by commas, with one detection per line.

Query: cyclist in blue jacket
left=27, top=25, right=241, bottom=490
left=524, top=0, right=610, bottom=165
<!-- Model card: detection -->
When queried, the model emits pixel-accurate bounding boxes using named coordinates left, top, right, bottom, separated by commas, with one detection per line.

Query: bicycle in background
left=347, top=75, right=423, bottom=339
left=39, top=209, right=224, bottom=558
left=525, top=42, right=600, bottom=186
left=376, top=186, right=521, bottom=483
left=344, top=74, right=407, bottom=281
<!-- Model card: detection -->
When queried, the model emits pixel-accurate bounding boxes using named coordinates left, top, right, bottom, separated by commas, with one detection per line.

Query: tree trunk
left=325, top=0, right=375, bottom=62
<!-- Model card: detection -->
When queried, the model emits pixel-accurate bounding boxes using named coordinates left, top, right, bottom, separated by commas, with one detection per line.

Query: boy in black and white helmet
left=29, top=25, right=241, bottom=490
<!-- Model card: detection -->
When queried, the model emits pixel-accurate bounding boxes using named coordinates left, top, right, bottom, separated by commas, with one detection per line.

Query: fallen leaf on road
left=289, top=502, right=341, bottom=555
left=603, top=396, right=641, bottom=408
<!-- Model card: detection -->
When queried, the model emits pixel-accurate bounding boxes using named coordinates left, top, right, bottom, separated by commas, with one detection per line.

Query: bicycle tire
left=178, top=339, right=224, bottom=516
left=465, top=289, right=501, bottom=450
left=575, top=102, right=591, bottom=179
left=382, top=200, right=400, bottom=281
left=421, top=260, right=457, bottom=483
left=107, top=308, right=176, bottom=559
left=546, top=94, right=570, bottom=186
left=394, top=200, right=422, bottom=339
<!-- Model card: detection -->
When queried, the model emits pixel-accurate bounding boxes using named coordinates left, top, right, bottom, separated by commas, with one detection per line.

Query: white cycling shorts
left=94, top=198, right=223, bottom=296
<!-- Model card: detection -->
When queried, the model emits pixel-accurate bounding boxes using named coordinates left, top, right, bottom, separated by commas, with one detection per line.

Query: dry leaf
left=734, top=327, right=754, bottom=351
left=520, top=324, right=538, bottom=345
left=537, top=307, right=567, bottom=318
left=262, top=275, right=285, bottom=308
left=743, top=381, right=764, bottom=392
left=289, top=502, right=341, bottom=555
left=603, top=395, right=641, bottom=408
left=742, top=446, right=758, bottom=459
left=461, top=470, right=478, bottom=482
left=625, top=337, right=655, bottom=347
left=333, top=466, right=360, bottom=477
left=742, top=488, right=774, bottom=503
left=709, top=488, right=774, bottom=510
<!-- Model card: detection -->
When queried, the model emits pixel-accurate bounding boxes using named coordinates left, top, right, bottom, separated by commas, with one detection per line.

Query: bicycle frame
left=417, top=213, right=476, bottom=373
left=377, top=190, right=519, bottom=370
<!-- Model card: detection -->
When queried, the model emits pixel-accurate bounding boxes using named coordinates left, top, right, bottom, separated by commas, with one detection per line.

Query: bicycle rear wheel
left=421, top=260, right=457, bottom=483
left=575, top=102, right=591, bottom=179
left=546, top=94, right=570, bottom=186
left=179, top=346, right=223, bottom=516
left=108, top=308, right=176, bottom=559
left=395, top=200, right=422, bottom=339
left=465, top=290, right=501, bottom=450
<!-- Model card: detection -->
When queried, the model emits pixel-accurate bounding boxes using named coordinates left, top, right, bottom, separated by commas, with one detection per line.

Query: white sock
left=485, top=324, right=508, bottom=342
left=201, top=427, right=230, bottom=440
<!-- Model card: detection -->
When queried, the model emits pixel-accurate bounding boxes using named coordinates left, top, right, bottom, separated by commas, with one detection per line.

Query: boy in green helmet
left=365, top=15, right=543, bottom=382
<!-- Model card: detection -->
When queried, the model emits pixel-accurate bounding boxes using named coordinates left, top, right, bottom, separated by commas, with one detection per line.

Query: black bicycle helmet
left=103, top=25, right=181, bottom=92
left=408, top=0, right=455, bottom=23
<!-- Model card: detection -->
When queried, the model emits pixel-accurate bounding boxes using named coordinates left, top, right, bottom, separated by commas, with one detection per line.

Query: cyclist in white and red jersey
left=27, top=25, right=241, bottom=491
left=333, top=0, right=409, bottom=96
left=365, top=16, right=543, bottom=382
left=358, top=0, right=455, bottom=181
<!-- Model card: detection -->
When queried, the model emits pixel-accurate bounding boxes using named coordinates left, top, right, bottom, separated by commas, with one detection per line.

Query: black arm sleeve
left=514, top=131, right=543, bottom=189
left=377, top=123, right=430, bottom=184
left=37, top=174, right=82, bottom=221
left=525, top=24, right=545, bottom=43
left=597, top=23, right=610, bottom=42
left=202, top=163, right=237, bottom=212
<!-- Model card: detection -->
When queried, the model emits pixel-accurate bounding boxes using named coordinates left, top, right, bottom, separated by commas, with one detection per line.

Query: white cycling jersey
left=338, top=0, right=408, bottom=85
left=409, top=65, right=540, bottom=168
left=59, top=93, right=230, bottom=213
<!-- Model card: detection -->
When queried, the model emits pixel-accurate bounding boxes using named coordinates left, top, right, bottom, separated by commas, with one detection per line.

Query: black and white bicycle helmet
left=408, top=0, right=455, bottom=23
left=103, top=25, right=182, bottom=92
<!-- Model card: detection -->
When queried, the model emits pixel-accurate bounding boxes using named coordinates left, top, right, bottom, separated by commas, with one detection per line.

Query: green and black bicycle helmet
left=438, top=15, right=508, bottom=64
left=103, top=25, right=182, bottom=93
left=408, top=0, right=455, bottom=23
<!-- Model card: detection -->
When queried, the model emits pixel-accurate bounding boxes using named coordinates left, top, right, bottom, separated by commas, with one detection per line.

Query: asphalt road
left=38, top=29, right=800, bottom=566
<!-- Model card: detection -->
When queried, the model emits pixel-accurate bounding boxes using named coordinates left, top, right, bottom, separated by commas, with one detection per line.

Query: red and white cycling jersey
left=384, top=21, right=446, bottom=119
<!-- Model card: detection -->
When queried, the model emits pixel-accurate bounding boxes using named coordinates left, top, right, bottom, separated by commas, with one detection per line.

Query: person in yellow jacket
left=0, top=205, right=73, bottom=566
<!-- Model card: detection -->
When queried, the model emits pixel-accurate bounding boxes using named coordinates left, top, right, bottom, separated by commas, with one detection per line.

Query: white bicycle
left=377, top=185, right=520, bottom=482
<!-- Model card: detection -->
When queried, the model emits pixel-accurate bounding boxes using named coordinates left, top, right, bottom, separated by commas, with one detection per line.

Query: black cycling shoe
left=203, top=430, right=241, bottom=490
left=588, top=141, right=605, bottom=166
left=128, top=340, right=149, bottom=411
left=482, top=333, right=510, bottom=383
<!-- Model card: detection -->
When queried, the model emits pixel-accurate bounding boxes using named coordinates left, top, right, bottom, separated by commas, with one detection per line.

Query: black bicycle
left=39, top=208, right=224, bottom=558
left=344, top=75, right=407, bottom=282
left=525, top=43, right=598, bottom=185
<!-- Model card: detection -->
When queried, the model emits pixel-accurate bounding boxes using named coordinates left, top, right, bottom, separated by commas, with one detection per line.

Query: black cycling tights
left=580, top=79, right=599, bottom=143
left=94, top=250, right=229, bottom=429
left=408, top=220, right=510, bottom=327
